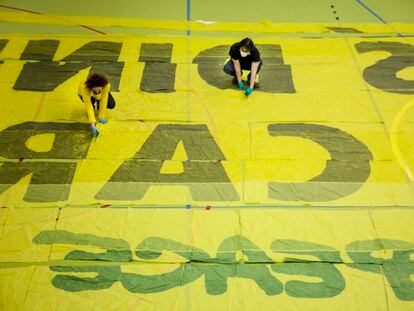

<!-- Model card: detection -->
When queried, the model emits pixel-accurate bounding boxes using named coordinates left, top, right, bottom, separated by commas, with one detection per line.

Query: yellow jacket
left=78, top=81, right=110, bottom=123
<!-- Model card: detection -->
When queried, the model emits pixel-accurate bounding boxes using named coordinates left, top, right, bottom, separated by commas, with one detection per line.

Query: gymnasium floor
left=0, top=0, right=413, bottom=310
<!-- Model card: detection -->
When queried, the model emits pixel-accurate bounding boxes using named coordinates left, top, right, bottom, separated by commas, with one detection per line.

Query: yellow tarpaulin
left=0, top=208, right=414, bottom=310
left=0, top=27, right=413, bottom=310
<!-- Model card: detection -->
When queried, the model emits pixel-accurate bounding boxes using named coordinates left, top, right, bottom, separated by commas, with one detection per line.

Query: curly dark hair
left=240, top=37, right=255, bottom=51
left=85, top=73, right=109, bottom=89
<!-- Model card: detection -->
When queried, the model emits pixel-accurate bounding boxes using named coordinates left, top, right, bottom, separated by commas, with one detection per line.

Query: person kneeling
left=78, top=73, right=116, bottom=136
left=223, top=37, right=262, bottom=96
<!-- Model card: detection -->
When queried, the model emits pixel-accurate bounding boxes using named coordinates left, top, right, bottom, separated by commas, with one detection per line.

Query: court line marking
left=355, top=0, right=404, bottom=37
left=0, top=4, right=107, bottom=35
left=186, top=0, right=191, bottom=35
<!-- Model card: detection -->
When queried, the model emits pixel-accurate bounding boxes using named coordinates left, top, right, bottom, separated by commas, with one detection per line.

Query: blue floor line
left=186, top=0, right=191, bottom=36
left=356, top=0, right=404, bottom=37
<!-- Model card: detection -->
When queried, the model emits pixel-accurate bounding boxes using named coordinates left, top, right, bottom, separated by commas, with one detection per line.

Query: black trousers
left=223, top=59, right=263, bottom=77
left=79, top=92, right=116, bottom=110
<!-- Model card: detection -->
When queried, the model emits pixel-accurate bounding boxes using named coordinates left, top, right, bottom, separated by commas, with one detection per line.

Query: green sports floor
left=0, top=0, right=413, bottom=34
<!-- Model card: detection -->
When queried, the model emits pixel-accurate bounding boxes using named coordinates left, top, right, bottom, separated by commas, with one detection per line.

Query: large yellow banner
left=0, top=207, right=413, bottom=310
left=0, top=30, right=413, bottom=310
left=0, top=34, right=412, bottom=207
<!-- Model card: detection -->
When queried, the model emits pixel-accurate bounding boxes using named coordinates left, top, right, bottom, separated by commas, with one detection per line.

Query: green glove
left=91, top=126, right=100, bottom=136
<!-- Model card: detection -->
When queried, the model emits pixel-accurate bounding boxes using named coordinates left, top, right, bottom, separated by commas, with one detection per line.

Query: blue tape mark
left=186, top=0, right=191, bottom=36
left=356, top=0, right=404, bottom=37
left=186, top=204, right=191, bottom=209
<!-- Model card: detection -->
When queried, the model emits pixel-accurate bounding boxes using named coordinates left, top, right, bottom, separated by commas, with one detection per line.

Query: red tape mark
left=0, top=4, right=42, bottom=14
left=0, top=4, right=107, bottom=35
left=100, top=204, right=111, bottom=208
left=205, top=206, right=211, bottom=210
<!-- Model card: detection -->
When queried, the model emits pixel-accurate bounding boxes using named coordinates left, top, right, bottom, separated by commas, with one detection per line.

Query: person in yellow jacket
left=78, top=73, right=116, bottom=136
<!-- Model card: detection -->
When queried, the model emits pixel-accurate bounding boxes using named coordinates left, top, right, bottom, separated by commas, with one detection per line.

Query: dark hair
left=240, top=37, right=255, bottom=51
left=85, top=73, right=109, bottom=89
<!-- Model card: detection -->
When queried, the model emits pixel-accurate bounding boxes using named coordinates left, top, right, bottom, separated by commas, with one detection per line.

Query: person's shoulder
left=251, top=46, right=260, bottom=58
left=78, top=80, right=89, bottom=94
left=103, top=83, right=110, bottom=92
left=230, top=42, right=241, bottom=50
left=252, top=46, right=260, bottom=54
left=229, top=42, right=240, bottom=57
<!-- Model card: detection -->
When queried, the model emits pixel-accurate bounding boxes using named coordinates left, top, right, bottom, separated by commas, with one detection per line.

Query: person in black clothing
left=223, top=37, right=262, bottom=96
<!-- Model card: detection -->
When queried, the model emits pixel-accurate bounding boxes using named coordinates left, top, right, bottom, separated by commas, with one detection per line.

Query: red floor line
left=0, top=4, right=107, bottom=35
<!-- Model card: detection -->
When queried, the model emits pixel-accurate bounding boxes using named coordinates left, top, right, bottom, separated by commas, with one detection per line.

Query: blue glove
left=91, top=126, right=100, bottom=136
left=98, top=118, right=108, bottom=124
left=245, top=87, right=252, bottom=96
left=238, top=81, right=245, bottom=90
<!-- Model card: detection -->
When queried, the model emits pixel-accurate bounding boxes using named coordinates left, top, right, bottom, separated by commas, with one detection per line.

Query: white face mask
left=240, top=50, right=250, bottom=57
